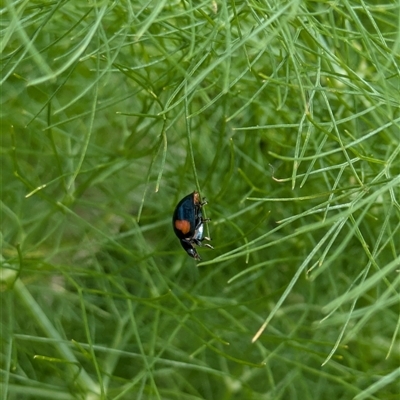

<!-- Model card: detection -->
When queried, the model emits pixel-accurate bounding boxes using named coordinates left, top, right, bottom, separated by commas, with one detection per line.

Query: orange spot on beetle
left=174, top=220, right=191, bottom=235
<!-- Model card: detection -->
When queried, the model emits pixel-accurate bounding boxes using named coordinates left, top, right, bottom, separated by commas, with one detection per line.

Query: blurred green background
left=1, top=1, right=400, bottom=399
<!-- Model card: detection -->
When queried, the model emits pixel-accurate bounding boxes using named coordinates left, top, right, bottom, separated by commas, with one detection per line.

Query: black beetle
left=172, top=191, right=213, bottom=260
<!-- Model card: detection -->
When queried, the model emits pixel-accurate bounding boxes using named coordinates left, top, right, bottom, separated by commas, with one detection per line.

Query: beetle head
left=180, top=240, right=201, bottom=261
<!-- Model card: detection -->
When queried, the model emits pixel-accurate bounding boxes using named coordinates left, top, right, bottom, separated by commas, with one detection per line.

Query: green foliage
left=1, top=1, right=399, bottom=399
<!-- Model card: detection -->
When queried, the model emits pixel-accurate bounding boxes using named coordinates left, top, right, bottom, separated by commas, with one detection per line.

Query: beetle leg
left=192, top=237, right=214, bottom=249
left=197, top=241, right=214, bottom=249
left=201, top=235, right=213, bottom=249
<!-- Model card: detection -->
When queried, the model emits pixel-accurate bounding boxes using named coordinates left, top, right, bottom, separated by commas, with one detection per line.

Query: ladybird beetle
left=172, top=191, right=213, bottom=260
